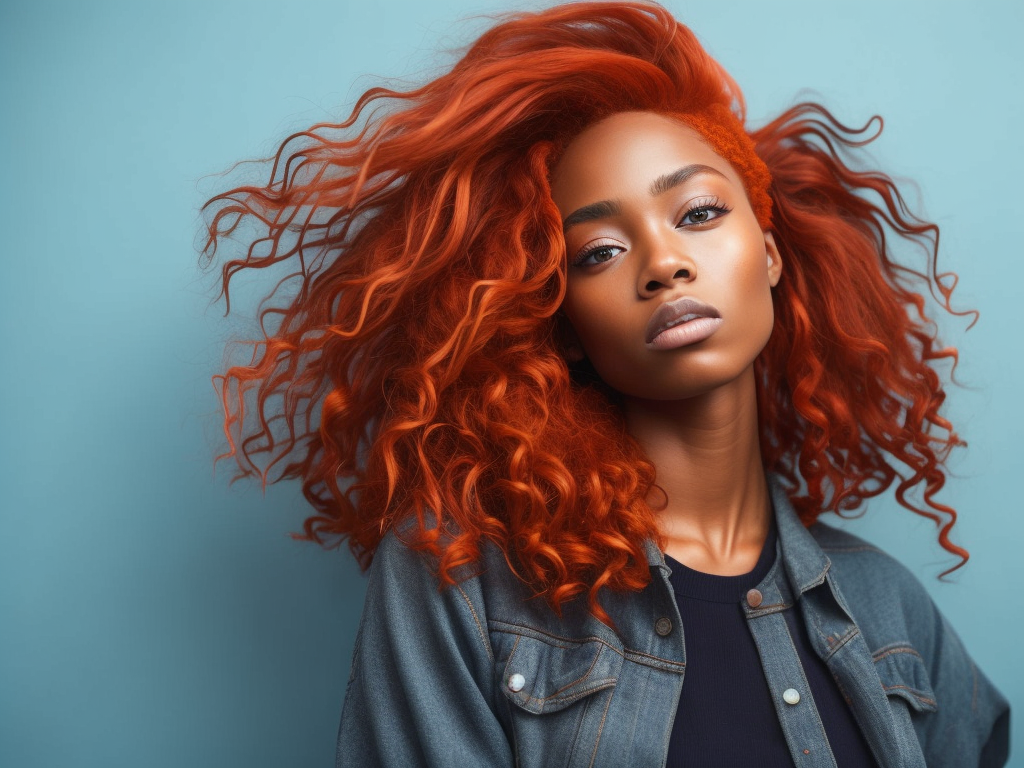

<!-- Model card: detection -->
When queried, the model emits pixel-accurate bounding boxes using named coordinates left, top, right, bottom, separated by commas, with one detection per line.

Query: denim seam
left=881, top=683, right=936, bottom=708
left=777, top=610, right=838, bottom=768
left=588, top=685, right=615, bottom=768
left=456, top=582, right=494, bottom=663
left=747, top=601, right=791, bottom=618
left=516, top=644, right=605, bottom=705
left=491, top=620, right=686, bottom=674
left=490, top=621, right=614, bottom=651
left=620, top=648, right=686, bottom=670
left=821, top=544, right=885, bottom=555
left=872, top=645, right=922, bottom=662
left=797, top=567, right=829, bottom=594
left=564, top=680, right=591, bottom=762
left=519, top=681, right=617, bottom=711
left=825, top=626, right=859, bottom=660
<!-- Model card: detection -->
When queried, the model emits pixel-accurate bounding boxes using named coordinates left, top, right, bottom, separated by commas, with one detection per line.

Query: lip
left=646, top=296, right=722, bottom=349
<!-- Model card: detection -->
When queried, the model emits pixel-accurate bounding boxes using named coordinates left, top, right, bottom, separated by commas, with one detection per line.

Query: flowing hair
left=202, top=1, right=968, bottom=621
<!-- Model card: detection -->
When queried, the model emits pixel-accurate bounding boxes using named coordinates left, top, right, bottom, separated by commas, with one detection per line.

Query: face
left=550, top=111, right=782, bottom=402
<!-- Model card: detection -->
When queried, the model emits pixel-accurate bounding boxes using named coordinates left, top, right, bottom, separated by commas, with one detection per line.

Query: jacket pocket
left=494, top=626, right=623, bottom=714
left=491, top=625, right=624, bottom=768
left=873, top=645, right=938, bottom=713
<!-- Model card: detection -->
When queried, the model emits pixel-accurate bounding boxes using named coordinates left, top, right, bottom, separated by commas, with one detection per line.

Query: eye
left=678, top=198, right=730, bottom=227
left=572, top=242, right=625, bottom=267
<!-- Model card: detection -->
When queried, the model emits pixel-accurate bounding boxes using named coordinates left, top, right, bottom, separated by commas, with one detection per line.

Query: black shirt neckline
left=663, top=517, right=778, bottom=604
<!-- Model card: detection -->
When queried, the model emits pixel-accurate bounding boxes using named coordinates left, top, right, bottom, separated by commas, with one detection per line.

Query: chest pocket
left=491, top=625, right=623, bottom=768
left=873, top=645, right=938, bottom=713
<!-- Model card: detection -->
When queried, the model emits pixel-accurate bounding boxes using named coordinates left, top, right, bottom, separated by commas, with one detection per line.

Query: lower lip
left=647, top=317, right=723, bottom=350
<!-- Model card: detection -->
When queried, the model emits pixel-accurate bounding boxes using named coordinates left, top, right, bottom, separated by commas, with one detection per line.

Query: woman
left=203, top=3, right=1009, bottom=766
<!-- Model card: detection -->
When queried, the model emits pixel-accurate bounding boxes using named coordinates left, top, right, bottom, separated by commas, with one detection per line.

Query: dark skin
left=550, top=111, right=783, bottom=576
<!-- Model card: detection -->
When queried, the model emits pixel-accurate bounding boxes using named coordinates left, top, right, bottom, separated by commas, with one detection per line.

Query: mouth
left=646, top=297, right=722, bottom=348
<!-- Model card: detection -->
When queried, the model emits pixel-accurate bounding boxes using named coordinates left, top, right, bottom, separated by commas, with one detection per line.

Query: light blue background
left=1, top=1, right=1021, bottom=765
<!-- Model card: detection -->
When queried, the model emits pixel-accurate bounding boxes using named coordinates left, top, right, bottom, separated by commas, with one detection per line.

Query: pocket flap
left=874, top=646, right=937, bottom=713
left=498, top=631, right=622, bottom=715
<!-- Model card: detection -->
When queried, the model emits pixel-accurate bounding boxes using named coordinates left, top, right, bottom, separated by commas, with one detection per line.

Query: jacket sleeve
left=336, top=530, right=514, bottom=768
left=912, top=602, right=1010, bottom=768
left=813, top=522, right=1010, bottom=768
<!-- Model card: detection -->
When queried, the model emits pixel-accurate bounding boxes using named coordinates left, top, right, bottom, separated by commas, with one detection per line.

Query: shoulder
left=368, top=520, right=540, bottom=637
left=809, top=520, right=927, bottom=602
left=807, top=521, right=936, bottom=643
left=366, top=523, right=496, bottom=648
left=808, top=522, right=1009, bottom=767
left=809, top=521, right=922, bottom=587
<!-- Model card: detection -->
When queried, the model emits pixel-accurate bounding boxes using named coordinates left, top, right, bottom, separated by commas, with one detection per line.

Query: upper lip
left=646, top=297, right=722, bottom=344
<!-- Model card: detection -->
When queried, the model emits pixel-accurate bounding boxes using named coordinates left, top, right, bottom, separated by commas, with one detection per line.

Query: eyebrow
left=561, top=163, right=728, bottom=232
left=649, top=163, right=726, bottom=196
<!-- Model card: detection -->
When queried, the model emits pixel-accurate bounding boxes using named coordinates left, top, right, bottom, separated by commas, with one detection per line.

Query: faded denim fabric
left=337, top=478, right=1009, bottom=767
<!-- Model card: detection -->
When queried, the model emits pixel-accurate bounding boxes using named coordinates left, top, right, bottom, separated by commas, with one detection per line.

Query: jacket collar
left=769, top=475, right=831, bottom=595
left=643, top=474, right=831, bottom=596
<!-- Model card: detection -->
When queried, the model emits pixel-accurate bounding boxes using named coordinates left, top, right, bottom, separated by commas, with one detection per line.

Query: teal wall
left=1, top=1, right=1021, bottom=765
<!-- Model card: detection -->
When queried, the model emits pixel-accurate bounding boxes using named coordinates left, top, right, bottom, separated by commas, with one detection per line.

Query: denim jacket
left=337, top=479, right=1009, bottom=767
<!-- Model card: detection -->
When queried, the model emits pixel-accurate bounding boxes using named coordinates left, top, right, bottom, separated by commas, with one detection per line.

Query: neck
left=623, top=367, right=771, bottom=575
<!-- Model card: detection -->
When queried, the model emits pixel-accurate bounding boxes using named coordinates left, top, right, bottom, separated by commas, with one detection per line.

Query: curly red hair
left=203, top=1, right=969, bottom=621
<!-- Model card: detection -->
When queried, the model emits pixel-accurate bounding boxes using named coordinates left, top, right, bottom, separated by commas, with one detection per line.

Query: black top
left=664, top=520, right=878, bottom=768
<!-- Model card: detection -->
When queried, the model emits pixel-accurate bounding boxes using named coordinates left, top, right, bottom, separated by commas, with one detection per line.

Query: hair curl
left=203, top=1, right=969, bottom=622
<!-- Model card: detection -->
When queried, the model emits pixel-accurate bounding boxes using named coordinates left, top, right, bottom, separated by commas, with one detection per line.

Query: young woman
left=203, top=3, right=1009, bottom=766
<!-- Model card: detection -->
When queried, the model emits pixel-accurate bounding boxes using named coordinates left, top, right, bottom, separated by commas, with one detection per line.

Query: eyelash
left=571, top=197, right=731, bottom=267
left=679, top=197, right=730, bottom=227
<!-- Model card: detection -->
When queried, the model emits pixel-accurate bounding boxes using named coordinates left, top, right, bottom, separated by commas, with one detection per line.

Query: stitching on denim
left=821, top=544, right=884, bottom=554
left=490, top=620, right=612, bottom=650
left=830, top=670, right=886, bottom=766
left=825, top=626, right=859, bottom=658
left=872, top=641, right=917, bottom=655
left=881, top=683, right=936, bottom=707
left=456, top=582, right=494, bottom=662
left=505, top=634, right=616, bottom=709
left=777, top=610, right=837, bottom=767
left=620, top=648, right=686, bottom=670
left=589, top=684, right=615, bottom=768
left=746, top=601, right=791, bottom=617
left=871, top=645, right=922, bottom=662
left=798, top=568, right=829, bottom=594
left=830, top=670, right=855, bottom=708
left=527, top=645, right=605, bottom=705
left=490, top=619, right=686, bottom=671
left=564, top=678, right=591, bottom=761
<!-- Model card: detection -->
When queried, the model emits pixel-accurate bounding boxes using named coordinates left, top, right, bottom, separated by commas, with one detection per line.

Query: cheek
left=728, top=263, right=776, bottom=348
left=562, top=290, right=620, bottom=353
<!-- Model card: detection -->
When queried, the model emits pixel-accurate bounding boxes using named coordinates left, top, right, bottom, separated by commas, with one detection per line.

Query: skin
left=549, top=111, right=783, bottom=575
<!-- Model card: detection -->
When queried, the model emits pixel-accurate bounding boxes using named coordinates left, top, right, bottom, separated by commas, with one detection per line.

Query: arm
left=812, top=523, right=1010, bottom=768
left=336, top=531, right=515, bottom=768
left=912, top=604, right=1009, bottom=768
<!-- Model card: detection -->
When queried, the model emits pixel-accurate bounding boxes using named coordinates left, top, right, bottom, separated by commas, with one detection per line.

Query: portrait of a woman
left=201, top=3, right=1010, bottom=766
left=1, top=1, right=1018, bottom=767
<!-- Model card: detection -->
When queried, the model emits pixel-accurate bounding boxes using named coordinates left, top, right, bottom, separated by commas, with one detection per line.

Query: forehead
left=549, top=111, right=743, bottom=207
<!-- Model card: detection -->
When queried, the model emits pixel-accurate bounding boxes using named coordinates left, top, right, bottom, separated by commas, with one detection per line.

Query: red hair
left=203, top=1, right=969, bottom=621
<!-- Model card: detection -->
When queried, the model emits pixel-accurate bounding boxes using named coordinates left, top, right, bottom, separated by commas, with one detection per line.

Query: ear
left=764, top=231, right=782, bottom=287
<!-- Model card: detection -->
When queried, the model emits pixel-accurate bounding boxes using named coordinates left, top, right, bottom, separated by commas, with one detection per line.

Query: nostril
left=645, top=280, right=661, bottom=292
left=675, top=268, right=691, bottom=280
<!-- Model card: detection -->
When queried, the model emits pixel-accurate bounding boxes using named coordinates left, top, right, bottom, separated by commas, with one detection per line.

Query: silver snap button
left=783, top=688, right=800, bottom=705
left=507, top=673, right=526, bottom=692
left=654, top=617, right=673, bottom=636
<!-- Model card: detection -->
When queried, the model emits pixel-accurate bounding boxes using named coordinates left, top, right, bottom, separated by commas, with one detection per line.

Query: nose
left=637, top=236, right=696, bottom=298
